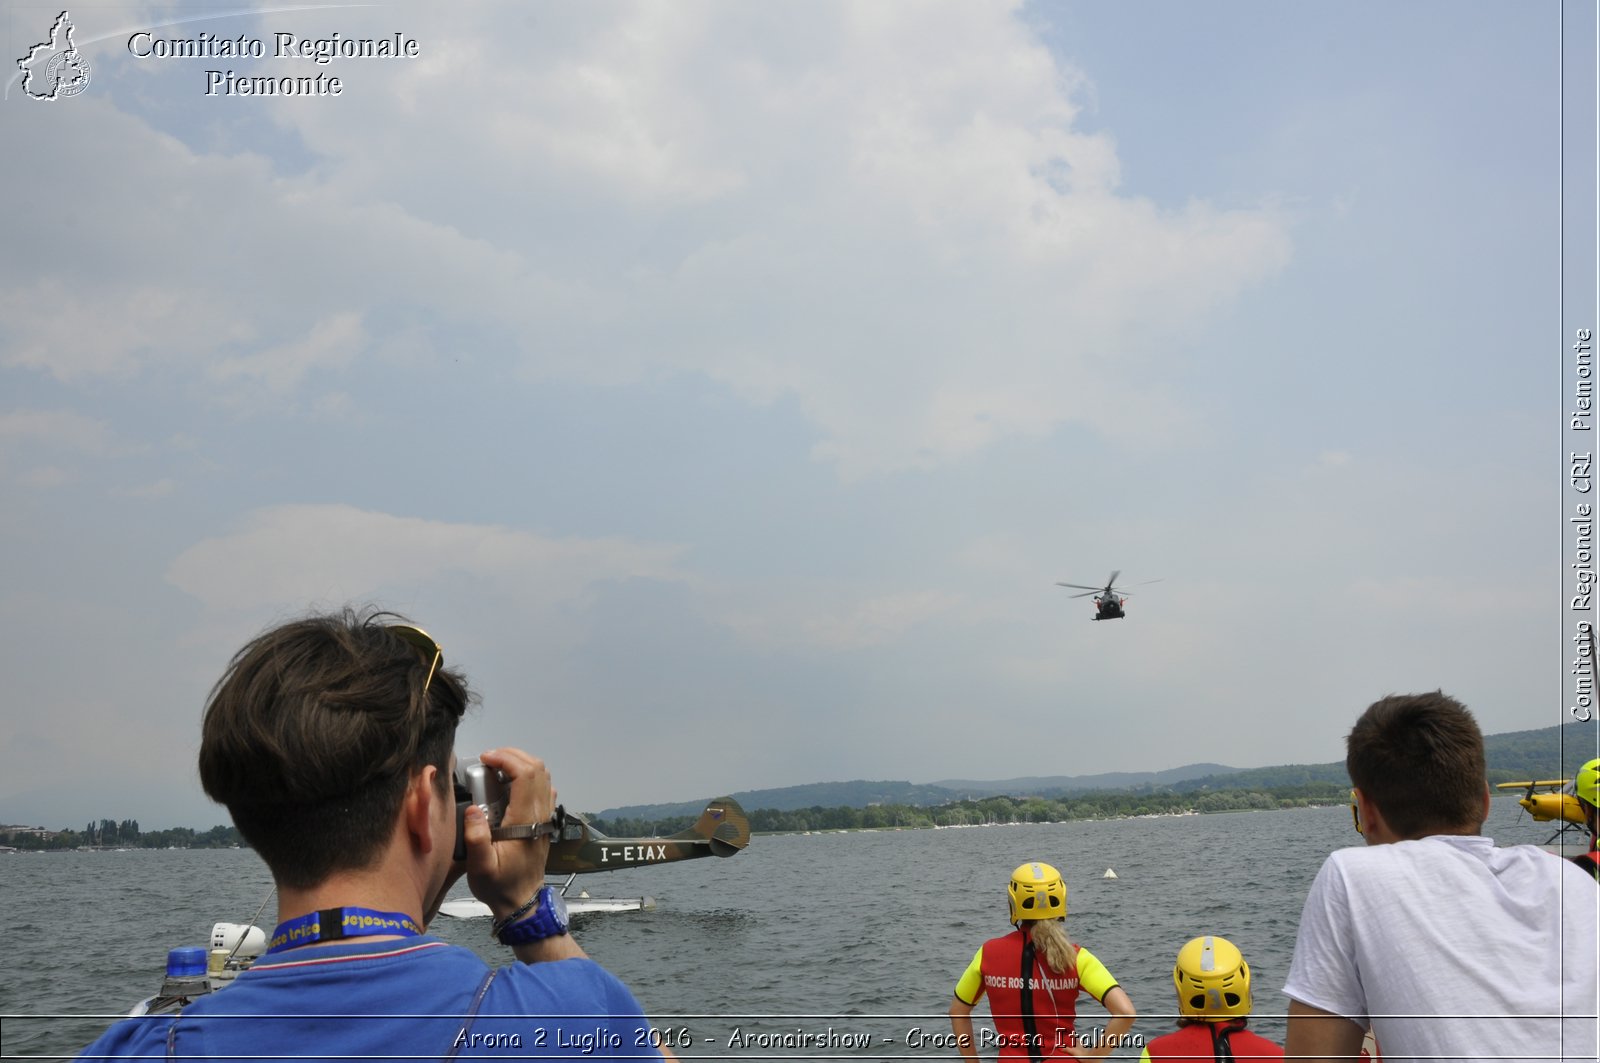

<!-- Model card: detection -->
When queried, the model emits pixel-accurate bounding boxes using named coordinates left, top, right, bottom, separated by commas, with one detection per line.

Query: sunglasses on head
left=387, top=624, right=441, bottom=696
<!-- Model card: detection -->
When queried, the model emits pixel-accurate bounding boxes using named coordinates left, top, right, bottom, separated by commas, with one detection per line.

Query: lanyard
left=266, top=907, right=423, bottom=954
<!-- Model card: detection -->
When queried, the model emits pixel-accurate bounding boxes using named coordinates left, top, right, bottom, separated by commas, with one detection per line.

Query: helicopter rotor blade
left=1055, top=582, right=1105, bottom=591
left=1067, top=590, right=1099, bottom=599
left=1107, top=570, right=1121, bottom=589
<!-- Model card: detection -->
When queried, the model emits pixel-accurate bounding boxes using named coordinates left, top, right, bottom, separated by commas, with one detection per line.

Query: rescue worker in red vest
left=1575, top=758, right=1600, bottom=882
left=1140, top=936, right=1283, bottom=1062
left=948, top=861, right=1136, bottom=1061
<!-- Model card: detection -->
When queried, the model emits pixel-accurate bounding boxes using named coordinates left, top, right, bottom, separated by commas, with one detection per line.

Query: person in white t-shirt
left=1283, top=691, right=1598, bottom=1063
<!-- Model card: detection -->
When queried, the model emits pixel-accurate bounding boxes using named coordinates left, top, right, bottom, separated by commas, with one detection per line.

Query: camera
left=451, top=754, right=570, bottom=860
left=454, top=756, right=509, bottom=828
left=453, top=756, right=507, bottom=861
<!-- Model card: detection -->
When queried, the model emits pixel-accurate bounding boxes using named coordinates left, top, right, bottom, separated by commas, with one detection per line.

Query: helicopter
left=439, top=796, right=751, bottom=918
left=1055, top=570, right=1160, bottom=621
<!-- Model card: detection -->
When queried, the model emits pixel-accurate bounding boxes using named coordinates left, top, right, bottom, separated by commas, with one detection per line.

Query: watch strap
left=495, top=886, right=568, bottom=945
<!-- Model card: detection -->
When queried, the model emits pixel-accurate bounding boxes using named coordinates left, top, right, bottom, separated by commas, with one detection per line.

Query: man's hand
left=461, top=747, right=555, bottom=920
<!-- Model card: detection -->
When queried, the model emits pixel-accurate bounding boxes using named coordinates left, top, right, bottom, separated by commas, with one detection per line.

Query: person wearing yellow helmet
left=1575, top=757, right=1600, bottom=881
left=1138, top=936, right=1282, bottom=1061
left=947, top=861, right=1136, bottom=1061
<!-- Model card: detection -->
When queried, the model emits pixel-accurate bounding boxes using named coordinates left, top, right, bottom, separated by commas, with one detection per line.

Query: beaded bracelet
left=489, top=892, right=542, bottom=938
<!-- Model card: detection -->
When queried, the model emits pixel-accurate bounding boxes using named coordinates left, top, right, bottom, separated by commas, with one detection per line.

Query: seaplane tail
left=671, top=797, right=750, bottom=857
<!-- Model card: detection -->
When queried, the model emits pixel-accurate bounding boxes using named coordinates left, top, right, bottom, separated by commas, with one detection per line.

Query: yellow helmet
left=1173, top=935, right=1252, bottom=1020
left=1008, top=862, right=1066, bottom=923
left=1578, top=758, right=1600, bottom=808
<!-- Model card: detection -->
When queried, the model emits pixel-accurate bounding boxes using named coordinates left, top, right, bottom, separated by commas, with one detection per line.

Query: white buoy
left=1102, top=868, right=1118, bottom=879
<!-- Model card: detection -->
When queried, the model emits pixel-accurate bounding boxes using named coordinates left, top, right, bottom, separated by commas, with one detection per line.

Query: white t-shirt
left=1283, top=835, right=1598, bottom=1063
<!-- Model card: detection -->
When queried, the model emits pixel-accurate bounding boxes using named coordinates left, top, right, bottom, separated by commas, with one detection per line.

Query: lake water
left=0, top=800, right=1560, bottom=1059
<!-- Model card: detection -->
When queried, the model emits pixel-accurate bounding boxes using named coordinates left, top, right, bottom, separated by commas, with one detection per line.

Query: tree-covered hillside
left=591, top=720, right=1598, bottom=823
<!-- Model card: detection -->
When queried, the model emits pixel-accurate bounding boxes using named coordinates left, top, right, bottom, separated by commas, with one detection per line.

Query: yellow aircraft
left=1495, top=779, right=1585, bottom=825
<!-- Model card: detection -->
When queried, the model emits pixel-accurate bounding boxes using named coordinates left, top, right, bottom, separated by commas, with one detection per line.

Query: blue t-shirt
left=78, top=937, right=664, bottom=1061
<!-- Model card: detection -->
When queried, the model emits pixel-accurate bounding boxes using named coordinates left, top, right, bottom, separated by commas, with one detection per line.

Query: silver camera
left=451, top=755, right=568, bottom=860
left=454, top=756, right=509, bottom=828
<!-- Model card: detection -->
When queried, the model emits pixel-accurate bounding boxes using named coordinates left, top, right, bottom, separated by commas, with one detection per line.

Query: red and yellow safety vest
left=954, top=929, right=1118, bottom=1060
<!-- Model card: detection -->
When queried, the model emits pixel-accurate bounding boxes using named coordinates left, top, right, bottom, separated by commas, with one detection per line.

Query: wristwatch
left=496, top=886, right=569, bottom=945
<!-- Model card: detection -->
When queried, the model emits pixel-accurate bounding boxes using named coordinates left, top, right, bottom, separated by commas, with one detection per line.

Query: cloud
left=0, top=98, right=549, bottom=391
left=111, top=478, right=177, bottom=499
left=0, top=409, right=115, bottom=454
left=18, top=464, right=74, bottom=488
left=165, top=503, right=688, bottom=613
left=722, top=587, right=963, bottom=651
left=207, top=311, right=365, bottom=394
left=0, top=409, right=122, bottom=486
left=6, top=4, right=1290, bottom=478
left=0, top=279, right=256, bottom=383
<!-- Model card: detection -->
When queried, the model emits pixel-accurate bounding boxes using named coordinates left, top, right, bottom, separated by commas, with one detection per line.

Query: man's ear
left=404, top=765, right=441, bottom=854
left=1353, top=788, right=1390, bottom=844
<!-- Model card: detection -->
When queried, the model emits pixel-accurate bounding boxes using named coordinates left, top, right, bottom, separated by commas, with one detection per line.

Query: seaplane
left=1495, top=778, right=1593, bottom=853
left=1495, top=779, right=1584, bottom=827
left=437, top=796, right=751, bottom=919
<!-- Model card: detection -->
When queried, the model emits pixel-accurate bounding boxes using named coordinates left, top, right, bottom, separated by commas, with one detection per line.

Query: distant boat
left=1102, top=868, right=1118, bottom=879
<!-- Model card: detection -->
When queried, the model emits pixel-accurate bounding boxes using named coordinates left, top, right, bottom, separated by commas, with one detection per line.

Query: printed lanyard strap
left=267, top=907, right=423, bottom=953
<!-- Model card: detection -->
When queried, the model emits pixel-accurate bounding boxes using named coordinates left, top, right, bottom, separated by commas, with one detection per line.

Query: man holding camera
left=80, top=609, right=670, bottom=1060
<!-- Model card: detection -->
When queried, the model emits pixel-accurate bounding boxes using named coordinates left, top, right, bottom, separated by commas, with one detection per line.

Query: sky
left=0, top=1, right=1592, bottom=829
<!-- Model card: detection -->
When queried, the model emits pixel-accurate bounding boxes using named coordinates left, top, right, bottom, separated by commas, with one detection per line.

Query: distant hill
left=590, top=721, right=1598, bottom=821
left=1480, top=722, right=1598, bottom=783
left=592, top=765, right=1238, bottom=820
left=929, top=763, right=1235, bottom=799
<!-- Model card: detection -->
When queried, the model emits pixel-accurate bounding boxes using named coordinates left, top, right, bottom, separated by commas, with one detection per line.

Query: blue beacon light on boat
left=165, top=947, right=208, bottom=979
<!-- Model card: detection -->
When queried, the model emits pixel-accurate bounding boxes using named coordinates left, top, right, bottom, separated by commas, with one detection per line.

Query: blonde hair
left=1026, top=919, right=1076, bottom=973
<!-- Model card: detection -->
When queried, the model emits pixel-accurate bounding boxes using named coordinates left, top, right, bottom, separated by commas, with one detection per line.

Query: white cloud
left=4, top=3, right=1290, bottom=478
left=208, top=312, right=365, bottom=394
left=0, top=409, right=115, bottom=453
left=111, top=478, right=177, bottom=499
left=800, top=589, right=963, bottom=650
left=18, top=465, right=74, bottom=488
left=0, top=409, right=122, bottom=486
left=717, top=586, right=963, bottom=651
left=165, top=504, right=688, bottom=613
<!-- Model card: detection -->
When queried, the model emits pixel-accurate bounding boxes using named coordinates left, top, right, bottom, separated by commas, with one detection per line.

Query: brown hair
left=198, top=608, right=470, bottom=889
left=1346, top=691, right=1486, bottom=838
